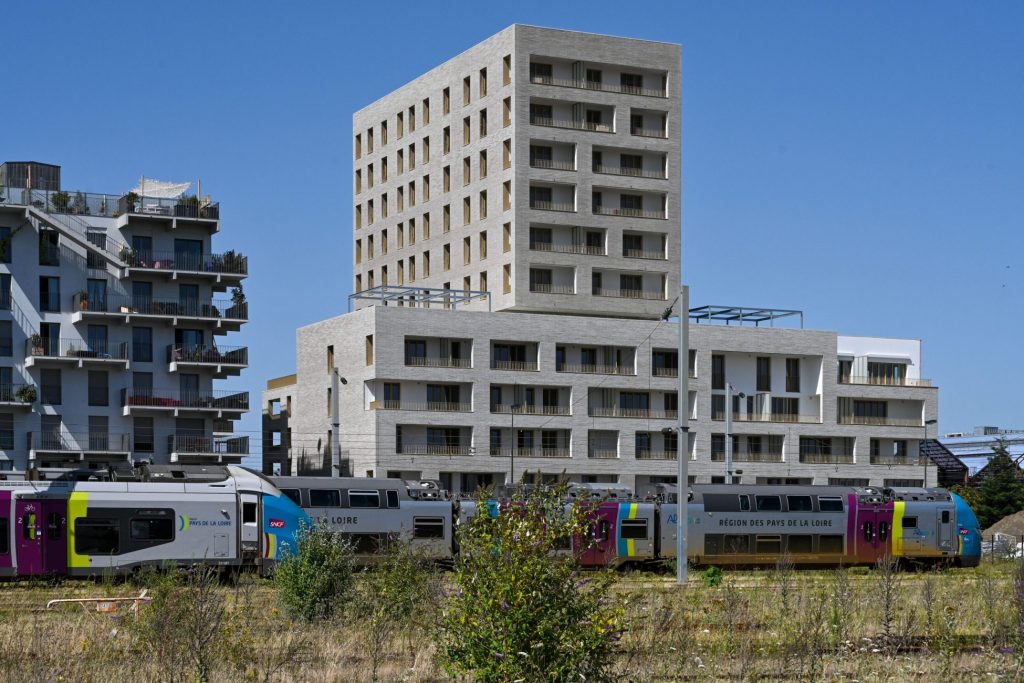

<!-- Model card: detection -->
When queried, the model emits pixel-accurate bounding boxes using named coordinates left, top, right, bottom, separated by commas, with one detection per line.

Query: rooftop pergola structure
left=689, top=305, right=804, bottom=328
left=348, top=285, right=492, bottom=312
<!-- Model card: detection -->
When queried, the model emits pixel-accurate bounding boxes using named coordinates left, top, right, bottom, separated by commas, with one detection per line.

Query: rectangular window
left=479, top=108, right=487, bottom=137
left=712, top=354, right=725, bottom=390
left=755, top=495, right=781, bottom=511
left=503, top=54, right=511, bottom=85
left=0, top=518, right=7, bottom=554
left=463, top=116, right=470, bottom=145
left=756, top=356, right=771, bottom=392
left=40, top=368, right=61, bottom=404
left=818, top=497, right=844, bottom=512
left=903, top=516, right=918, bottom=529
left=130, top=518, right=174, bottom=541
left=463, top=76, right=471, bottom=105
left=422, top=98, right=430, bottom=125
left=503, top=264, right=511, bottom=294
left=0, top=414, right=13, bottom=450
left=39, top=276, right=60, bottom=312
left=620, top=520, right=648, bottom=539
left=349, top=490, right=381, bottom=508
left=309, top=489, right=340, bottom=507
left=0, top=226, right=11, bottom=263
left=88, top=370, right=108, bottom=406
left=365, top=335, right=374, bottom=365
left=786, top=358, right=800, bottom=392
left=503, top=96, right=511, bottom=127
left=787, top=495, right=813, bottom=512
left=0, top=321, right=11, bottom=357
left=132, top=327, right=152, bottom=362
left=414, top=517, right=445, bottom=538
left=479, top=230, right=487, bottom=260
left=819, top=535, right=844, bottom=554
left=74, top=519, right=119, bottom=555
left=134, top=417, right=154, bottom=453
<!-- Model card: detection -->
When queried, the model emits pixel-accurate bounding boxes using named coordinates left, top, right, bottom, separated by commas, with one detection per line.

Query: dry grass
left=0, top=562, right=1021, bottom=682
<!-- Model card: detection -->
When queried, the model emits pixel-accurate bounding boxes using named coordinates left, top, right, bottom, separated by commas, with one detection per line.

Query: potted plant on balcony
left=49, top=191, right=70, bottom=213
left=221, top=249, right=243, bottom=273
left=15, top=385, right=36, bottom=404
left=119, top=192, right=139, bottom=214
left=174, top=194, right=200, bottom=218
left=229, top=284, right=246, bottom=318
left=75, top=289, right=89, bottom=311
left=29, top=333, right=44, bottom=356
left=118, top=245, right=137, bottom=266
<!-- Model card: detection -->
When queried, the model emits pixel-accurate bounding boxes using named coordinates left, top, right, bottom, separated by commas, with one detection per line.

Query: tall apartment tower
left=0, top=166, right=250, bottom=478
left=352, top=25, right=681, bottom=319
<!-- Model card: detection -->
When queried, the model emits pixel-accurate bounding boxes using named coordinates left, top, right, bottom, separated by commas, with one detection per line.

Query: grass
left=0, top=561, right=1021, bottom=682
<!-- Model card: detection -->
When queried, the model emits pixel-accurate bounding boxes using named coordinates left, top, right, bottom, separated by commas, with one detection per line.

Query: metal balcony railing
left=374, top=400, right=472, bottom=412
left=0, top=383, right=35, bottom=404
left=77, top=295, right=247, bottom=321
left=10, top=188, right=219, bottom=220
left=489, top=447, right=571, bottom=458
left=28, top=431, right=131, bottom=452
left=839, top=376, right=933, bottom=387
left=121, top=388, right=249, bottom=411
left=528, top=241, right=605, bottom=256
left=122, top=249, right=247, bottom=275
left=529, top=158, right=576, bottom=171
left=623, top=248, right=667, bottom=260
left=528, top=199, right=576, bottom=212
left=636, top=450, right=678, bottom=461
left=588, top=449, right=619, bottom=459
left=630, top=127, right=668, bottom=139
left=168, top=434, right=250, bottom=455
left=529, top=115, right=613, bottom=133
left=528, top=75, right=668, bottom=98
left=556, top=363, right=635, bottom=376
left=167, top=344, right=248, bottom=365
left=798, top=452, right=855, bottom=464
left=528, top=283, right=576, bottom=295
left=838, top=415, right=923, bottom=427
left=404, top=356, right=472, bottom=369
left=589, top=407, right=678, bottom=419
left=593, top=164, right=666, bottom=179
left=592, top=287, right=666, bottom=301
left=711, top=451, right=785, bottom=463
left=491, top=360, right=539, bottom=371
left=26, top=338, right=128, bottom=361
left=712, top=412, right=822, bottom=424
left=490, top=404, right=571, bottom=416
left=397, top=444, right=473, bottom=456
left=593, top=206, right=666, bottom=219
left=869, top=454, right=929, bottom=466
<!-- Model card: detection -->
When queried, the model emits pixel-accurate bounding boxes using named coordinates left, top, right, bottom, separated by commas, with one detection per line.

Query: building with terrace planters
left=0, top=163, right=249, bottom=478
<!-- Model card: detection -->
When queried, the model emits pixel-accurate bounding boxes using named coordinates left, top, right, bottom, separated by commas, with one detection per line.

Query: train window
left=130, top=518, right=174, bottom=541
left=0, top=518, right=7, bottom=554
left=818, top=535, right=844, bottom=554
left=620, top=520, right=648, bottom=539
left=23, top=513, right=36, bottom=541
left=787, top=495, right=812, bottom=512
left=879, top=521, right=889, bottom=541
left=343, top=533, right=383, bottom=553
left=386, top=490, right=400, bottom=509
left=280, top=489, right=301, bottom=506
left=592, top=520, right=611, bottom=542
left=413, top=517, right=445, bottom=538
left=309, top=489, right=341, bottom=507
left=818, top=497, right=844, bottom=512
left=243, top=502, right=257, bottom=525
left=47, top=513, right=61, bottom=540
left=787, top=535, right=812, bottom=553
left=903, top=516, right=918, bottom=529
left=941, top=510, right=950, bottom=524
left=704, top=534, right=723, bottom=554
left=738, top=495, right=750, bottom=511
left=75, top=519, right=120, bottom=555
left=755, top=495, right=781, bottom=512
left=863, top=521, right=873, bottom=542
left=349, top=490, right=381, bottom=508
left=755, top=535, right=782, bottom=554
left=724, top=535, right=749, bottom=554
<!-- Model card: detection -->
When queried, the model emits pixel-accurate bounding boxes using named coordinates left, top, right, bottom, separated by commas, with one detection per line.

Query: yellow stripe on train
left=892, top=501, right=905, bottom=557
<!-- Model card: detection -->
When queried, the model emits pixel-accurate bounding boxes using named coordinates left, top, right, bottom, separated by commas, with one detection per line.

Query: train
left=272, top=477, right=983, bottom=569
left=1, top=464, right=307, bottom=578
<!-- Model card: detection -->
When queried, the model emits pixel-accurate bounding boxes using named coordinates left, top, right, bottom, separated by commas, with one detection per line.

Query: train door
left=856, top=504, right=894, bottom=564
left=40, top=500, right=67, bottom=575
left=14, top=499, right=42, bottom=575
left=579, top=503, right=617, bottom=567
left=240, top=493, right=260, bottom=557
left=936, top=506, right=954, bottom=555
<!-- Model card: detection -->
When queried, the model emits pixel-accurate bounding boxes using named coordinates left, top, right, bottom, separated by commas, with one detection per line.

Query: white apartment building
left=263, top=26, right=956, bottom=491
left=0, top=161, right=250, bottom=478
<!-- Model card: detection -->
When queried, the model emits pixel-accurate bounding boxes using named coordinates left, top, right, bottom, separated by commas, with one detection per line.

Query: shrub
left=275, top=524, right=354, bottom=622
left=702, top=566, right=723, bottom=587
left=439, top=485, right=623, bottom=682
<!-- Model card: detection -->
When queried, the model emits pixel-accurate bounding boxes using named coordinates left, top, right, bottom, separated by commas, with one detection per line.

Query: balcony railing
left=0, top=383, right=34, bottom=404
left=28, top=431, right=131, bottom=453
left=593, top=206, right=666, bottom=219
left=869, top=454, right=929, bottom=466
left=711, top=452, right=785, bottom=463
left=490, top=447, right=571, bottom=458
left=77, top=295, right=247, bottom=321
left=593, top=164, right=666, bottom=179
left=529, top=199, right=576, bottom=212
left=592, top=287, right=666, bottom=301
left=529, top=115, right=613, bottom=133
left=624, top=248, right=667, bottom=260
left=529, top=283, right=576, bottom=295
left=630, top=127, right=668, bottom=139
left=556, top=363, right=635, bottom=376
left=11, top=188, right=219, bottom=220
left=528, top=241, right=605, bottom=256
left=26, top=338, right=129, bottom=361
left=121, top=388, right=249, bottom=411
left=168, top=434, right=250, bottom=455
left=839, top=376, right=934, bottom=388
left=491, top=404, right=571, bottom=416
left=636, top=450, right=678, bottom=461
left=799, top=452, right=855, bottom=465
left=712, top=412, right=822, bottom=424
left=491, top=360, right=539, bottom=371
left=589, top=407, right=677, bottom=419
left=404, top=356, right=472, bottom=369
left=529, top=75, right=667, bottom=98
left=122, top=249, right=248, bottom=275
left=529, top=158, right=576, bottom=171
left=398, top=444, right=473, bottom=456
left=588, top=449, right=619, bottom=459
left=167, top=344, right=248, bottom=366
left=374, top=400, right=472, bottom=412
left=838, top=415, right=923, bottom=427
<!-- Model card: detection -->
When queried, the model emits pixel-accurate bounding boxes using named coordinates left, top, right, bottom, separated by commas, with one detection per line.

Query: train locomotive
left=1, top=464, right=307, bottom=578
left=273, top=477, right=982, bottom=569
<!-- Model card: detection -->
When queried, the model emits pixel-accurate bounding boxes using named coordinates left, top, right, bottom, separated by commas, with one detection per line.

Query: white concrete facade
left=0, top=174, right=249, bottom=478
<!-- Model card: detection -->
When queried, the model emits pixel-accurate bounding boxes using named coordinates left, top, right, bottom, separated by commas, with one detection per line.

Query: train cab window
left=941, top=510, right=950, bottom=524
left=818, top=535, right=844, bottom=554
left=620, top=520, right=648, bottom=539
left=903, top=516, right=918, bottom=529
left=787, top=495, right=812, bottom=512
left=724, top=535, right=749, bottom=554
left=787, top=535, right=812, bottom=553
left=755, top=495, right=781, bottom=511
left=879, top=521, right=889, bottom=541
left=280, top=489, right=301, bottom=506
left=738, top=495, right=750, bottom=511
left=0, top=518, right=7, bottom=554
left=755, top=535, right=782, bottom=554
left=243, top=502, right=257, bottom=525
left=75, top=519, right=120, bottom=555
left=818, top=497, right=844, bottom=512
left=349, top=490, right=381, bottom=508
left=47, top=513, right=61, bottom=540
left=863, top=521, right=873, bottom=542
left=309, top=489, right=341, bottom=507
left=130, top=518, right=174, bottom=541
left=413, top=517, right=445, bottom=538
left=386, top=490, right=400, bottom=509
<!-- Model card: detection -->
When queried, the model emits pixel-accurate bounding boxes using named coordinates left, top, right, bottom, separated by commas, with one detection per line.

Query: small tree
left=439, top=485, right=624, bottom=682
left=972, top=440, right=1024, bottom=529
left=275, top=524, right=354, bottom=622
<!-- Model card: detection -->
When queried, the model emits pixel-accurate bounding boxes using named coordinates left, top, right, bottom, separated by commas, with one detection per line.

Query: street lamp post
left=724, top=383, right=745, bottom=484
left=923, top=418, right=938, bottom=486
left=663, top=285, right=690, bottom=585
left=330, top=369, right=348, bottom=477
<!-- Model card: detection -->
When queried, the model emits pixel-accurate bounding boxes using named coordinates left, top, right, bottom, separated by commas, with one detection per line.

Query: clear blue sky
left=3, top=1, right=1022, bottom=461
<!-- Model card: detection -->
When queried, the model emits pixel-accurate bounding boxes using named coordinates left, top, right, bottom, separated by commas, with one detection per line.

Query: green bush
left=275, top=524, right=354, bottom=622
left=702, top=566, right=723, bottom=587
left=438, top=486, right=624, bottom=682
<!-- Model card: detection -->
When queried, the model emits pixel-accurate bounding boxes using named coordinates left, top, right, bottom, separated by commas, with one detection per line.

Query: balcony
left=799, top=452, right=855, bottom=465
left=490, top=360, right=539, bottom=372
left=528, top=283, right=575, bottom=295
left=838, top=415, right=923, bottom=427
left=122, top=249, right=247, bottom=289
left=490, top=404, right=571, bottom=416
left=630, top=126, right=668, bottom=139
left=592, top=287, right=666, bottom=301
left=588, top=449, right=619, bottom=459
left=28, top=431, right=131, bottom=460
left=593, top=206, right=666, bottom=220
left=592, top=164, right=666, bottom=179
left=589, top=407, right=677, bottom=420
left=528, top=240, right=604, bottom=256
left=12, top=188, right=220, bottom=222
left=167, top=344, right=248, bottom=378
left=713, top=412, right=822, bottom=424
left=529, top=74, right=667, bottom=98
left=529, top=115, right=613, bottom=133
left=121, top=388, right=249, bottom=418
left=529, top=199, right=576, bottom=213
left=711, top=451, right=785, bottom=463
left=839, top=376, right=933, bottom=388
left=490, top=446, right=571, bottom=458
left=404, top=355, right=472, bottom=369
left=635, top=450, right=678, bottom=461
left=624, top=247, right=667, bottom=260
left=556, top=363, right=635, bottom=376
left=25, top=338, right=129, bottom=369
left=869, top=454, right=928, bottom=466
left=651, top=367, right=698, bottom=379
left=373, top=400, right=472, bottom=413
left=168, top=435, right=250, bottom=463
left=529, top=158, right=576, bottom=171
left=0, top=383, right=36, bottom=410
left=74, top=295, right=247, bottom=332
left=397, top=444, right=473, bottom=456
